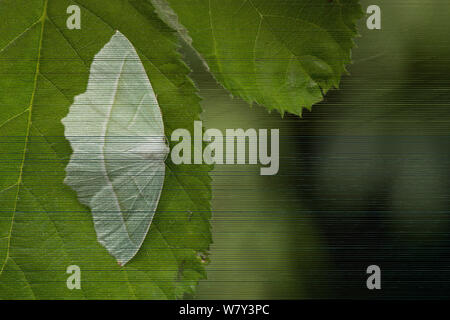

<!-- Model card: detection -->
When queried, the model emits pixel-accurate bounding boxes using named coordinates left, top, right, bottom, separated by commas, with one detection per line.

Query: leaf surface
left=0, top=0, right=211, bottom=299
left=161, top=0, right=363, bottom=115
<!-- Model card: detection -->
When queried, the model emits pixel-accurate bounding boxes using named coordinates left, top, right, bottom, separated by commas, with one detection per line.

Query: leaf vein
left=0, top=0, right=48, bottom=281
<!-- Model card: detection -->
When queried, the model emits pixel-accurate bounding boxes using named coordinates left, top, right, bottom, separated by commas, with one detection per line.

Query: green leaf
left=0, top=0, right=211, bottom=299
left=160, top=0, right=363, bottom=116
left=62, top=31, right=170, bottom=267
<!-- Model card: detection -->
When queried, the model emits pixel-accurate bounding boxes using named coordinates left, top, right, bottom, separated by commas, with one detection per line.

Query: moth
left=62, top=31, right=169, bottom=266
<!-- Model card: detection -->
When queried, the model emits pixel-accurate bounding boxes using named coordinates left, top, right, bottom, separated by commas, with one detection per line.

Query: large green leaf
left=0, top=0, right=211, bottom=299
left=160, top=0, right=363, bottom=116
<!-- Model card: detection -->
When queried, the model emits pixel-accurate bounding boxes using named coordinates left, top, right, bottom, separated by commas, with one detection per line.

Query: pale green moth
left=62, top=31, right=170, bottom=266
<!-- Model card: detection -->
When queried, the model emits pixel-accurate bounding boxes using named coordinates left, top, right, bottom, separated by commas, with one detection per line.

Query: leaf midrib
left=0, top=0, right=48, bottom=278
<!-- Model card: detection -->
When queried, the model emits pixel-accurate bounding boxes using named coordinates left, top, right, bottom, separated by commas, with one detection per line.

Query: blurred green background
left=184, top=0, right=450, bottom=299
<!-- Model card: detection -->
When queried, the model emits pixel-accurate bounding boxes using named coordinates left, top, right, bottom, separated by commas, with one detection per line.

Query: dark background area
left=183, top=0, right=450, bottom=299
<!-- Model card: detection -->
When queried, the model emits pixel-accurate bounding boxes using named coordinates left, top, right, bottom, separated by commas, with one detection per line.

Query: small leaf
left=157, top=0, right=363, bottom=116
left=62, top=31, right=170, bottom=266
